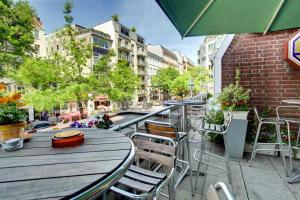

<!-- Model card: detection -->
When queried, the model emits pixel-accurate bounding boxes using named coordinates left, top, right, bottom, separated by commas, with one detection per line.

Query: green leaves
left=109, top=60, right=141, bottom=102
left=0, top=0, right=35, bottom=75
left=0, top=103, right=26, bottom=125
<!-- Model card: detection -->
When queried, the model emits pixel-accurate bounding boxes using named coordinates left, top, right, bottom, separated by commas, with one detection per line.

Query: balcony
left=118, top=42, right=131, bottom=52
left=137, top=50, right=146, bottom=57
left=137, top=60, right=147, bottom=66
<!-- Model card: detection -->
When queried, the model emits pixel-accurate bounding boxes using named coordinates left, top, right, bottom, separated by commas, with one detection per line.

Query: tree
left=130, top=26, right=136, bottom=33
left=0, top=0, right=36, bottom=76
left=170, top=67, right=213, bottom=98
left=111, top=14, right=119, bottom=22
left=109, top=60, right=141, bottom=108
left=151, top=67, right=179, bottom=100
left=15, top=0, right=93, bottom=115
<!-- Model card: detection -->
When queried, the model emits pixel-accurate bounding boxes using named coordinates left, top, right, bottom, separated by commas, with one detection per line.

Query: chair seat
left=111, top=165, right=167, bottom=194
left=281, top=118, right=300, bottom=124
left=261, top=117, right=282, bottom=123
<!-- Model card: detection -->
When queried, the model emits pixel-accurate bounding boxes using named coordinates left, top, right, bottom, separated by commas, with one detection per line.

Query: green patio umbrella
left=155, top=0, right=300, bottom=37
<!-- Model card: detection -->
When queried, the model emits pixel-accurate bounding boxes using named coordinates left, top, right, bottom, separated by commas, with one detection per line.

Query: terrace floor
left=159, top=130, right=300, bottom=200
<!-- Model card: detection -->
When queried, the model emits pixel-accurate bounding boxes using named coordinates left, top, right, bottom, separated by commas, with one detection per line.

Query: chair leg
left=194, top=132, right=206, bottom=191
left=276, top=124, right=288, bottom=176
left=186, top=139, right=194, bottom=196
left=250, top=122, right=262, bottom=165
left=168, top=175, right=175, bottom=200
left=223, top=134, right=232, bottom=184
left=296, top=125, right=300, bottom=148
left=287, top=122, right=293, bottom=174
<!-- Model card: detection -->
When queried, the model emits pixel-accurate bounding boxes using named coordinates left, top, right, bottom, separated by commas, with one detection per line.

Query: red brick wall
left=222, top=29, right=300, bottom=113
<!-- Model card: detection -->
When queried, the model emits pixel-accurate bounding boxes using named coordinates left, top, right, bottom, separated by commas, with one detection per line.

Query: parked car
left=27, top=121, right=53, bottom=133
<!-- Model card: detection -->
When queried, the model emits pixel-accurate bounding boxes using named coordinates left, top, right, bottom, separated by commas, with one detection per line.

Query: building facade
left=94, top=20, right=147, bottom=102
left=32, top=17, right=47, bottom=57
left=45, top=24, right=112, bottom=74
left=198, top=35, right=226, bottom=68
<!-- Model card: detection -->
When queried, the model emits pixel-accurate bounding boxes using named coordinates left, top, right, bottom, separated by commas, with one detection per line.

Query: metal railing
left=109, top=105, right=175, bottom=132
left=109, top=97, right=207, bottom=134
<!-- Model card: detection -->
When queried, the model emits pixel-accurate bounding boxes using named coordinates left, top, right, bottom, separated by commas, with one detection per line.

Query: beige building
left=45, top=24, right=112, bottom=74
left=94, top=20, right=147, bottom=102
left=32, top=17, right=47, bottom=57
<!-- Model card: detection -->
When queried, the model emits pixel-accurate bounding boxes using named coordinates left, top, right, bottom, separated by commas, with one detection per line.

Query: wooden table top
left=282, top=99, right=300, bottom=105
left=0, top=128, right=134, bottom=200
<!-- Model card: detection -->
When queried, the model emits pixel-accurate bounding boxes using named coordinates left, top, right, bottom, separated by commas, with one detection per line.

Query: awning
left=155, top=0, right=300, bottom=37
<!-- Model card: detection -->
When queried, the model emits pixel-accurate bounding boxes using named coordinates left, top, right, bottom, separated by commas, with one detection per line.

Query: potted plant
left=217, top=68, right=250, bottom=119
left=217, top=68, right=250, bottom=159
left=0, top=84, right=26, bottom=151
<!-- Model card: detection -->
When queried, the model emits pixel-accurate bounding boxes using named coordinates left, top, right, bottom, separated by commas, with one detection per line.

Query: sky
left=28, top=0, right=204, bottom=64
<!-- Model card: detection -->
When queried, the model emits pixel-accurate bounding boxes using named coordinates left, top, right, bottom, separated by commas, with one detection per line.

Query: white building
left=32, top=17, right=47, bottom=57
left=94, top=20, right=147, bottom=102
left=45, top=24, right=112, bottom=74
left=198, top=35, right=226, bottom=68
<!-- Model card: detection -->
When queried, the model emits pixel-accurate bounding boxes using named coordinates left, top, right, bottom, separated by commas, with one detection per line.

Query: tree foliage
left=109, top=60, right=141, bottom=107
left=151, top=67, right=180, bottom=99
left=0, top=0, right=36, bottom=75
left=15, top=0, right=93, bottom=112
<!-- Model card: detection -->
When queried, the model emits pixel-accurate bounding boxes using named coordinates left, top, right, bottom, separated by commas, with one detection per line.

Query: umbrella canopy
left=155, top=0, right=300, bottom=37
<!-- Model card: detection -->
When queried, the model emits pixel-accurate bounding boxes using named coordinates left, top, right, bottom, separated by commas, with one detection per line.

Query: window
left=120, top=26, right=129, bottom=37
left=137, top=36, right=144, bottom=44
left=92, top=37, right=109, bottom=49
left=34, top=44, right=40, bottom=53
left=56, top=45, right=59, bottom=50
left=34, top=30, right=39, bottom=39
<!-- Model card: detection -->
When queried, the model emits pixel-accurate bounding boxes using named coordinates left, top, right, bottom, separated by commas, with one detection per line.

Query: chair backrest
left=131, top=133, right=176, bottom=168
left=145, top=120, right=179, bottom=141
left=276, top=106, right=300, bottom=122
left=253, top=107, right=262, bottom=122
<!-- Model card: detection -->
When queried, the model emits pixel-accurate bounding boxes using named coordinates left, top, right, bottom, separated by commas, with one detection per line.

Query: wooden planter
left=0, top=122, right=26, bottom=150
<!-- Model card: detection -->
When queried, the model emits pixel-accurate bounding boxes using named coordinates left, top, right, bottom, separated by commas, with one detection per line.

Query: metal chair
left=144, top=120, right=194, bottom=195
left=193, top=112, right=233, bottom=190
left=110, top=133, right=177, bottom=200
left=207, top=182, right=235, bottom=200
left=250, top=107, right=288, bottom=175
left=276, top=106, right=300, bottom=174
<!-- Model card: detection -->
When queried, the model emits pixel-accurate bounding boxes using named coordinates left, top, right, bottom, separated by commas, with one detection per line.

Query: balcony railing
left=138, top=60, right=147, bottom=66
left=119, top=43, right=131, bottom=51
left=137, top=50, right=146, bottom=57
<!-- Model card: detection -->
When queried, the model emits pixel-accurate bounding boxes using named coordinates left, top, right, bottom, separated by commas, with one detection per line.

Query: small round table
left=0, top=128, right=135, bottom=200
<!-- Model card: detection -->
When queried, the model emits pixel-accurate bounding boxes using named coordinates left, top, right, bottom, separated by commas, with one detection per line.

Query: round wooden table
left=0, top=128, right=135, bottom=200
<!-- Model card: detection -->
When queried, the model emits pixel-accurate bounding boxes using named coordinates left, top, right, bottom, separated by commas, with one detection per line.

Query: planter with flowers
left=217, top=69, right=250, bottom=159
left=217, top=69, right=250, bottom=119
left=0, top=84, right=26, bottom=151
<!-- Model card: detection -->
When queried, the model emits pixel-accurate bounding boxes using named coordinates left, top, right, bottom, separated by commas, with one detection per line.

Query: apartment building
left=94, top=20, right=147, bottom=102
left=173, top=51, right=195, bottom=73
left=45, top=24, right=112, bottom=74
left=32, top=17, right=47, bottom=57
left=197, top=34, right=226, bottom=68
left=146, top=50, right=164, bottom=101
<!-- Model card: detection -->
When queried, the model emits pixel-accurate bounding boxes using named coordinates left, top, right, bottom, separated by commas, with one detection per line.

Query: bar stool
left=250, top=107, right=288, bottom=175
left=193, top=112, right=233, bottom=190
left=276, top=106, right=300, bottom=174
left=144, top=120, right=194, bottom=196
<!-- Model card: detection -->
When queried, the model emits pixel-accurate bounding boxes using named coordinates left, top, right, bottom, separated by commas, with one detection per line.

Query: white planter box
left=225, top=111, right=249, bottom=120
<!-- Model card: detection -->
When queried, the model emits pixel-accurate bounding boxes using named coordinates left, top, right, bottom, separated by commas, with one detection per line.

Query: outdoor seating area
left=1, top=0, right=300, bottom=199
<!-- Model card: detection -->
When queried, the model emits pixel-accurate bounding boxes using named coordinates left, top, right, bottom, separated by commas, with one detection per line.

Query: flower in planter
left=0, top=84, right=26, bottom=125
left=217, top=68, right=250, bottom=111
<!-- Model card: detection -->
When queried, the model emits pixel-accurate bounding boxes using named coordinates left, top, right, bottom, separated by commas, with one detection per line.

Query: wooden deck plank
left=22, top=137, right=128, bottom=148
left=0, top=142, right=131, bottom=158
left=0, top=159, right=122, bottom=183
left=0, top=174, right=104, bottom=200
left=0, top=150, right=129, bottom=168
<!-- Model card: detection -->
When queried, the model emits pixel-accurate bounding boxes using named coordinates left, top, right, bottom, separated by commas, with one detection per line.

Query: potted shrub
left=217, top=68, right=250, bottom=119
left=0, top=84, right=26, bottom=151
left=217, top=68, right=250, bottom=159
